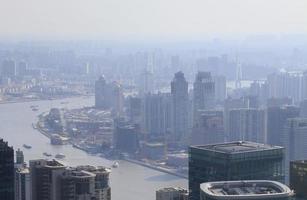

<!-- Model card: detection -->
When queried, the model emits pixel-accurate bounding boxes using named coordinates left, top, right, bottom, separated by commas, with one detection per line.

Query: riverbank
left=123, top=158, right=188, bottom=179
left=35, top=115, right=188, bottom=180
left=0, top=94, right=94, bottom=105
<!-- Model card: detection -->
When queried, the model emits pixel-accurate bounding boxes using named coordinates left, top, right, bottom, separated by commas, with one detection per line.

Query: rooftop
left=201, top=180, right=293, bottom=199
left=191, top=141, right=283, bottom=154
left=157, top=187, right=188, bottom=193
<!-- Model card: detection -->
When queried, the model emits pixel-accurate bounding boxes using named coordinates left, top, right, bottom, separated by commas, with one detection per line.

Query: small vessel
left=112, top=161, right=119, bottom=168
left=23, top=144, right=32, bottom=149
left=32, top=108, right=39, bottom=111
left=32, top=123, right=37, bottom=129
left=43, top=152, right=52, bottom=157
left=55, top=153, right=66, bottom=159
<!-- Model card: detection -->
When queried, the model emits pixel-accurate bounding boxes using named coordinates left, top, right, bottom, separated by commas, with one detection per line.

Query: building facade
left=30, top=159, right=66, bottom=200
left=156, top=187, right=188, bottom=200
left=171, top=71, right=189, bottom=143
left=0, top=139, right=14, bottom=200
left=189, top=141, right=285, bottom=200
left=267, top=106, right=299, bottom=146
left=290, top=160, right=307, bottom=199
left=228, top=108, right=265, bottom=143
left=193, top=72, right=215, bottom=119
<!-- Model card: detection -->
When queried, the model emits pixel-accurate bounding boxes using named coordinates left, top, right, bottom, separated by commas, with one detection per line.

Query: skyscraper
left=189, top=141, right=285, bottom=200
left=302, top=71, right=307, bottom=100
left=15, top=148, right=24, bottom=165
left=290, top=160, right=307, bottom=199
left=30, top=159, right=66, bottom=200
left=15, top=167, right=31, bottom=200
left=171, top=71, right=189, bottom=143
left=267, top=106, right=299, bottom=146
left=95, top=76, right=124, bottom=115
left=95, top=76, right=108, bottom=109
left=228, top=108, right=265, bottom=143
left=283, top=118, right=307, bottom=182
left=0, top=139, right=14, bottom=200
left=143, top=92, right=171, bottom=140
left=193, top=72, right=215, bottom=119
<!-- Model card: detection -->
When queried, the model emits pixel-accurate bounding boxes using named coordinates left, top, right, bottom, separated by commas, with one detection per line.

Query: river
left=0, top=96, right=187, bottom=200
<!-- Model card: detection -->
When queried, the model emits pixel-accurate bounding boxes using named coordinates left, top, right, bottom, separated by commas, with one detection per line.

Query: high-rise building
left=15, top=167, right=31, bottom=200
left=302, top=71, right=307, bottom=100
left=138, top=69, right=154, bottom=96
left=30, top=159, right=66, bottom=200
left=267, top=106, right=299, bottom=146
left=189, top=141, right=285, bottom=200
left=127, top=96, right=142, bottom=125
left=76, top=166, right=111, bottom=200
left=60, top=168, right=96, bottom=200
left=213, top=75, right=226, bottom=103
left=0, top=139, right=14, bottom=200
left=1, top=59, right=16, bottom=77
left=191, top=110, right=224, bottom=145
left=95, top=76, right=124, bottom=115
left=156, top=187, right=188, bottom=200
left=15, top=148, right=24, bottom=165
left=193, top=72, right=215, bottom=119
left=283, top=118, right=307, bottom=183
left=143, top=92, right=171, bottom=139
left=267, top=72, right=303, bottom=103
left=228, top=108, right=265, bottom=143
left=200, top=180, right=293, bottom=200
left=300, top=99, right=307, bottom=118
left=95, top=76, right=108, bottom=109
left=171, top=71, right=189, bottom=142
left=224, top=97, right=249, bottom=136
left=113, top=118, right=140, bottom=153
left=290, top=160, right=307, bottom=199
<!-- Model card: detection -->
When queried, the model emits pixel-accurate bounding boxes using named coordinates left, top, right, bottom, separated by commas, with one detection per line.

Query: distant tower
left=171, top=71, right=189, bottom=143
left=95, top=76, right=108, bottom=109
left=235, top=56, right=242, bottom=89
left=193, top=71, right=215, bottom=120
left=15, top=149, right=24, bottom=165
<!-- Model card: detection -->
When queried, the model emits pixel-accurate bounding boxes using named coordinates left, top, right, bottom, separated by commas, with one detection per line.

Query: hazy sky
left=0, top=0, right=307, bottom=40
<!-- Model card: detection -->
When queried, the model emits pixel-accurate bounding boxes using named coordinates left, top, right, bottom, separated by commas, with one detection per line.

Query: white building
left=200, top=180, right=293, bottom=200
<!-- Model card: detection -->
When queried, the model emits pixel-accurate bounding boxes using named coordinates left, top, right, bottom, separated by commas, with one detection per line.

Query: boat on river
left=55, top=153, right=66, bottom=159
left=23, top=144, right=32, bottom=149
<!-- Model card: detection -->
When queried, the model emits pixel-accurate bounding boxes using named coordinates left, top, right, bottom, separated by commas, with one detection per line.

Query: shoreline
left=35, top=119, right=188, bottom=180
left=0, top=94, right=93, bottom=105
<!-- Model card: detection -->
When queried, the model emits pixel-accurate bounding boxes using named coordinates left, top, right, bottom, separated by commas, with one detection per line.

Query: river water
left=0, top=96, right=187, bottom=200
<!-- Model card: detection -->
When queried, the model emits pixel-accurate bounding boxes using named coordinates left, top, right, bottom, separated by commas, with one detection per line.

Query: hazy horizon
left=0, top=0, right=307, bottom=41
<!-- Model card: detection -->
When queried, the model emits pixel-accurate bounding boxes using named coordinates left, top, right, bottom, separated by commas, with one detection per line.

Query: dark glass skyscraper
left=189, top=141, right=285, bottom=200
left=0, top=138, right=14, bottom=200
